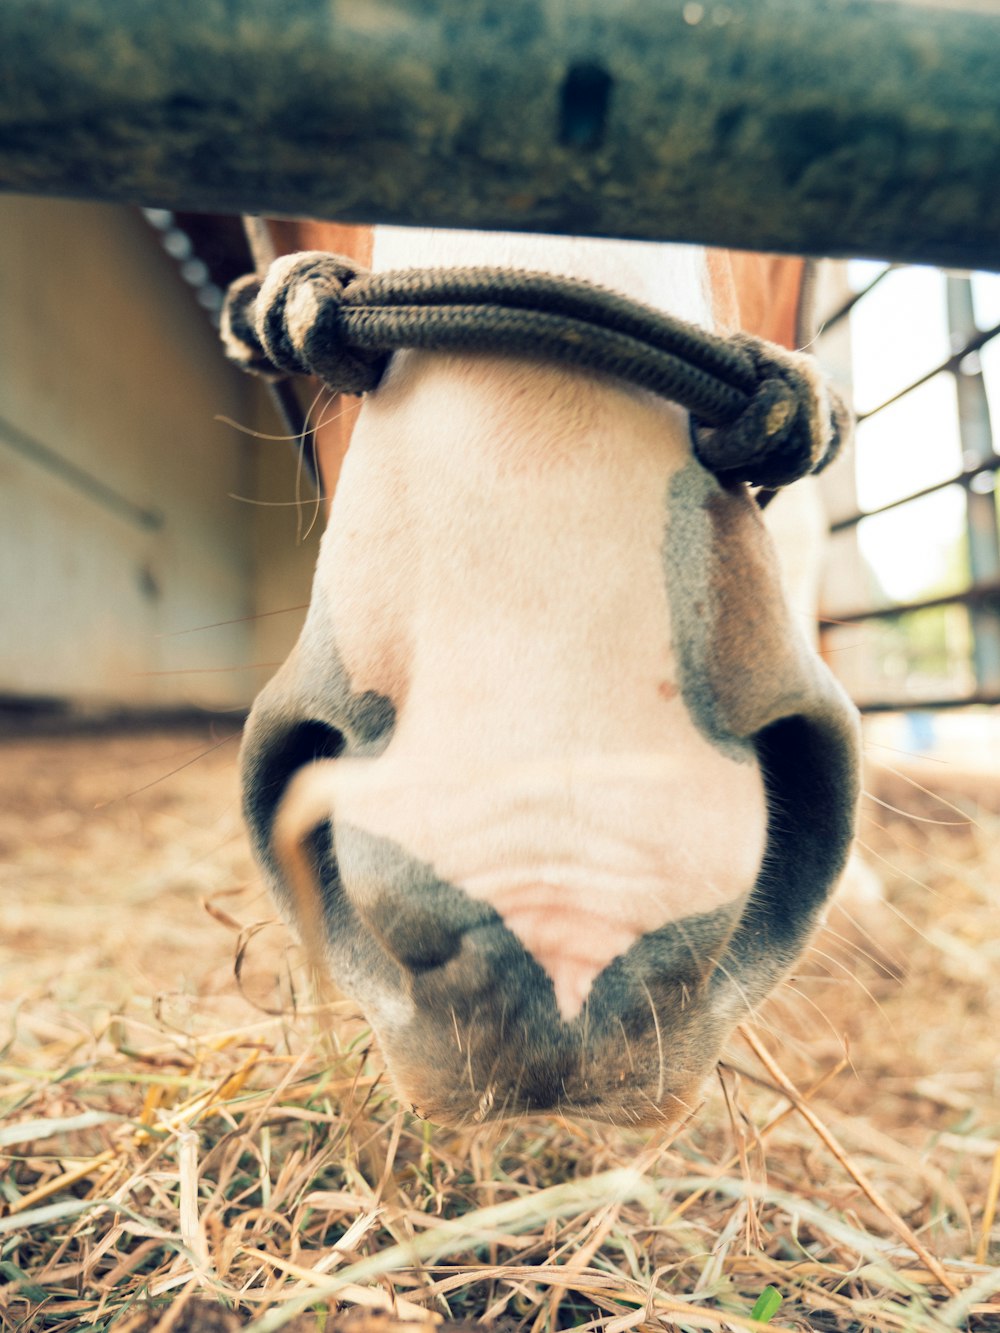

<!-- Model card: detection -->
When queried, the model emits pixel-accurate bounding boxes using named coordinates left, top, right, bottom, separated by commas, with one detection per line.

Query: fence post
left=1, top=0, right=999, bottom=268
left=947, top=277, right=1000, bottom=697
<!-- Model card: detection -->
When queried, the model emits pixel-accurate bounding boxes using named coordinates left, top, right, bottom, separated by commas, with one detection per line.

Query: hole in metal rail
left=558, top=61, right=614, bottom=149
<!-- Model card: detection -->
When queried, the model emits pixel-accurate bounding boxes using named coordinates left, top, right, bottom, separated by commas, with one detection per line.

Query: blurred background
left=1, top=194, right=999, bottom=776
left=0, top=196, right=317, bottom=723
left=815, top=257, right=1000, bottom=778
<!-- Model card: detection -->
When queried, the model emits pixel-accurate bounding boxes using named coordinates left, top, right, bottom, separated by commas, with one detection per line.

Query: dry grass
left=1, top=726, right=998, bottom=1332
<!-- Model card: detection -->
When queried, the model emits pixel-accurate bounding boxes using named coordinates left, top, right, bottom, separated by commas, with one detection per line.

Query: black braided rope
left=221, top=252, right=852, bottom=489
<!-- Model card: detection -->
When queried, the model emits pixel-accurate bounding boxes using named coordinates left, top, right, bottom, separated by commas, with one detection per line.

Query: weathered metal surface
left=1, top=0, right=999, bottom=267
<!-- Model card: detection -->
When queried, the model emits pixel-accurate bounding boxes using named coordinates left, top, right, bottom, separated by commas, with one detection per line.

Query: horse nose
left=260, top=761, right=726, bottom=1127
left=468, top=888, right=647, bottom=1021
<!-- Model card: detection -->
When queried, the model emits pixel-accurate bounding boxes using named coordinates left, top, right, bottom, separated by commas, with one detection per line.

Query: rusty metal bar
left=829, top=459, right=999, bottom=534
left=819, top=265, right=894, bottom=335
left=2, top=1, right=1000, bottom=267
left=857, top=692, right=1000, bottom=714
left=856, top=318, right=1000, bottom=423
left=825, top=579, right=1000, bottom=627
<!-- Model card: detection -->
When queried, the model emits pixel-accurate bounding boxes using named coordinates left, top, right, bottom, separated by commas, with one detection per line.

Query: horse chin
left=391, top=1068, right=705, bottom=1133
left=295, top=831, right=745, bottom=1130
left=374, top=1013, right=714, bottom=1132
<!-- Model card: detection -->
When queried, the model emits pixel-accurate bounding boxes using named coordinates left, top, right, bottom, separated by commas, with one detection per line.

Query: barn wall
left=247, top=417, right=322, bottom=686
left=0, top=196, right=316, bottom=712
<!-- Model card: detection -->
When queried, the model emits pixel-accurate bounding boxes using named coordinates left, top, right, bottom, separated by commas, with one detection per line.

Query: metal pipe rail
left=854, top=318, right=1000, bottom=425
left=820, top=267, right=896, bottom=336
left=2, top=0, right=1000, bottom=268
left=827, top=579, right=1000, bottom=629
left=821, top=269, right=1000, bottom=714
left=858, top=692, right=1000, bottom=713
left=830, top=460, right=1000, bottom=534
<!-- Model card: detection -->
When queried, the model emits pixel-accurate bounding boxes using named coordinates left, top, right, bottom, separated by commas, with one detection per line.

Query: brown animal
left=233, top=224, right=859, bottom=1128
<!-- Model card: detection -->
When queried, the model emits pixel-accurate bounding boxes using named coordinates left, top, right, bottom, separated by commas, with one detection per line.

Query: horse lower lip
left=321, top=889, right=738, bottom=1126
left=386, top=1046, right=704, bottom=1129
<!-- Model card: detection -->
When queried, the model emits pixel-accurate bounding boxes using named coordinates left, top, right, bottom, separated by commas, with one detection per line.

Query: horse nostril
left=241, top=717, right=345, bottom=861
left=370, top=900, right=466, bottom=973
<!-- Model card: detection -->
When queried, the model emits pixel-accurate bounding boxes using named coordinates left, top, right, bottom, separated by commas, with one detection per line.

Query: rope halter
left=221, top=250, right=852, bottom=490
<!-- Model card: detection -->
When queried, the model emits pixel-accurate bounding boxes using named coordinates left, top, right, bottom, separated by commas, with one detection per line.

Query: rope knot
left=691, top=334, right=851, bottom=489
left=221, top=251, right=388, bottom=395
left=221, top=252, right=852, bottom=492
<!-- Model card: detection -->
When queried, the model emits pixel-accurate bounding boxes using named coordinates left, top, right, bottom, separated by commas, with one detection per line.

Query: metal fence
left=818, top=267, right=1000, bottom=712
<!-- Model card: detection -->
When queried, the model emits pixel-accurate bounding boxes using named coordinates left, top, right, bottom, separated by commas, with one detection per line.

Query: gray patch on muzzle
left=662, top=465, right=758, bottom=762
left=662, top=461, right=860, bottom=990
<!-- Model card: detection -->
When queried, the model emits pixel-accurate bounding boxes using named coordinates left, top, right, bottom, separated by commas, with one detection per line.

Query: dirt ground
left=1, top=724, right=998, bottom=1331
left=0, top=726, right=286, bottom=1024
left=2, top=724, right=996, bottom=1126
